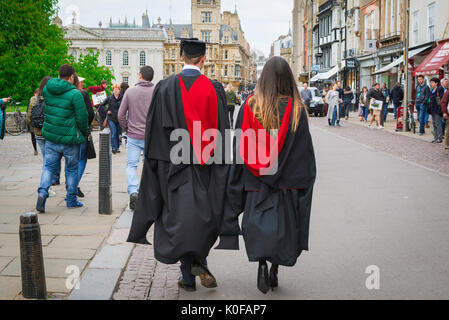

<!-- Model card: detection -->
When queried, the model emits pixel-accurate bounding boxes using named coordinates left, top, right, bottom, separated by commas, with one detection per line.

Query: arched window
left=105, top=51, right=112, bottom=66
left=123, top=51, right=129, bottom=66
left=140, top=51, right=146, bottom=66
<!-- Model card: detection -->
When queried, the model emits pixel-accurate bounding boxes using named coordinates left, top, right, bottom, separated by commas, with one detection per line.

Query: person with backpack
left=28, top=76, right=51, bottom=157
left=28, top=76, right=57, bottom=196
left=0, top=97, right=11, bottom=140
left=26, top=89, right=40, bottom=156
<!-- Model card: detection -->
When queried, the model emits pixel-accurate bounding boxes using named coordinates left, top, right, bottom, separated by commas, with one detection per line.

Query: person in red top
left=441, top=89, right=449, bottom=154
left=88, top=80, right=108, bottom=96
left=88, top=80, right=108, bottom=129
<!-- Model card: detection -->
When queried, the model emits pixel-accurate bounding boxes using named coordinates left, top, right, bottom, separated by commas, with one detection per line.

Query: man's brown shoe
left=191, top=263, right=217, bottom=288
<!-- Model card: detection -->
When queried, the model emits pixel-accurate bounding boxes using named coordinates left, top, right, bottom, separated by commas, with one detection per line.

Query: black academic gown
left=217, top=97, right=317, bottom=267
left=127, top=71, right=231, bottom=265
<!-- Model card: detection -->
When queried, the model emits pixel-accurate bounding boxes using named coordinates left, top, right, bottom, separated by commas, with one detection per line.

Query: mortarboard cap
left=178, top=38, right=206, bottom=57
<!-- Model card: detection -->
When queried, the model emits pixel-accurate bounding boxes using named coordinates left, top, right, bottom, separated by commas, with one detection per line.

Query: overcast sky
left=57, top=0, right=293, bottom=56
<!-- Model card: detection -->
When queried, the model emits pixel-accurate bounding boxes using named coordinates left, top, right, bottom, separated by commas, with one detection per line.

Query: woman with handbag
left=100, top=84, right=123, bottom=154
left=74, top=74, right=96, bottom=198
left=429, top=78, right=445, bottom=144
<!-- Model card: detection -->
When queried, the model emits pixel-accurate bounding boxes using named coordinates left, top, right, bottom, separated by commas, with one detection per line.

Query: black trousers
left=228, top=105, right=235, bottom=128
left=180, top=255, right=207, bottom=285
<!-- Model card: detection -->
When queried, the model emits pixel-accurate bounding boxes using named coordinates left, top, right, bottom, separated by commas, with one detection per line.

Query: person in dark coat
left=216, top=57, right=316, bottom=294
left=429, top=78, right=445, bottom=143
left=126, top=38, right=231, bottom=292
left=342, top=86, right=354, bottom=120
left=74, top=75, right=95, bottom=198
left=390, top=83, right=404, bottom=119
left=337, top=81, right=344, bottom=119
left=100, top=84, right=123, bottom=153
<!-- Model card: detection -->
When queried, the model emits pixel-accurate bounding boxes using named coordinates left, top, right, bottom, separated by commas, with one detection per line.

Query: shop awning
left=372, top=45, right=432, bottom=75
left=310, top=61, right=345, bottom=82
left=414, top=41, right=449, bottom=76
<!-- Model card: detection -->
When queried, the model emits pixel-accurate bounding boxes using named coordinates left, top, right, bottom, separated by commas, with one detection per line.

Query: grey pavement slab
left=114, top=208, right=133, bottom=229
left=0, top=276, right=21, bottom=300
left=1, top=257, right=88, bottom=278
left=48, top=235, right=105, bottom=250
left=0, top=257, right=14, bottom=273
left=89, top=243, right=134, bottom=269
left=68, top=268, right=122, bottom=300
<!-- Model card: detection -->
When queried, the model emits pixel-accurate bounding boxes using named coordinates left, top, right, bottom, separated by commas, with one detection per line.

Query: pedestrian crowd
left=316, top=77, right=449, bottom=156
left=0, top=62, right=156, bottom=213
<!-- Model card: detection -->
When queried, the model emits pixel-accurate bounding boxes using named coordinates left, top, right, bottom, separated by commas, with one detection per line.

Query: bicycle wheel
left=6, top=114, right=27, bottom=136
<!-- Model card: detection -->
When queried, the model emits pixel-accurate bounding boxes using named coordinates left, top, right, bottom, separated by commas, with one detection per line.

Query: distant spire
left=109, top=17, right=112, bottom=27
left=288, top=20, right=292, bottom=36
left=169, top=0, right=173, bottom=25
left=143, top=10, right=150, bottom=28
left=234, top=3, right=238, bottom=14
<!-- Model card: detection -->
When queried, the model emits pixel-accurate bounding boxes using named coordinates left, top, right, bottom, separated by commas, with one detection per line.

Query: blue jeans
left=126, top=137, right=145, bottom=195
left=344, top=102, right=352, bottom=117
left=362, top=106, right=369, bottom=120
left=331, top=106, right=340, bottom=126
left=393, top=102, right=401, bottom=119
left=108, top=120, right=122, bottom=152
left=38, top=141, right=80, bottom=205
left=417, top=104, right=428, bottom=134
left=78, top=139, right=87, bottom=184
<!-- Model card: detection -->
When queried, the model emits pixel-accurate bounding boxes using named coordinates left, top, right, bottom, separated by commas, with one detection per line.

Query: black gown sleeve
left=215, top=105, right=246, bottom=250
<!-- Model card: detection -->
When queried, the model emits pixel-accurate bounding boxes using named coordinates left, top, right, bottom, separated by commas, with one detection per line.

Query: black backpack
left=30, top=96, right=45, bottom=129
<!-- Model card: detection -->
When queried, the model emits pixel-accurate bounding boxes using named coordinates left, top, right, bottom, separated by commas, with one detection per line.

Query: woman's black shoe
left=77, top=188, right=85, bottom=198
left=269, top=264, right=279, bottom=290
left=257, top=261, right=269, bottom=294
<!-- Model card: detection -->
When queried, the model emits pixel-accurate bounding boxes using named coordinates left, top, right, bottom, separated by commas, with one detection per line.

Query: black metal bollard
left=19, top=212, right=47, bottom=299
left=99, top=128, right=112, bottom=215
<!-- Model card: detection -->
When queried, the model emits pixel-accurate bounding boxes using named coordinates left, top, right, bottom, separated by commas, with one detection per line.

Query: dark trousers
left=31, top=132, right=37, bottom=152
left=180, top=255, right=207, bottom=285
left=228, top=105, right=235, bottom=128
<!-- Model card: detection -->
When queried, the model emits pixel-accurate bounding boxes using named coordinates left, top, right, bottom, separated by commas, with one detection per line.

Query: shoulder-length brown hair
left=249, top=56, right=306, bottom=132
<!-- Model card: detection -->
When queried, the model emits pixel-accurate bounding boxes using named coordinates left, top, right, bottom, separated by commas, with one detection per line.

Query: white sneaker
left=368, top=125, right=373, bottom=129
left=49, top=187, right=56, bottom=198
left=378, top=126, right=384, bottom=129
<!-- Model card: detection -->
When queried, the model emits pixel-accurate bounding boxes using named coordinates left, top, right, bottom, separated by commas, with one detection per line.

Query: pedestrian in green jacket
left=36, top=64, right=89, bottom=214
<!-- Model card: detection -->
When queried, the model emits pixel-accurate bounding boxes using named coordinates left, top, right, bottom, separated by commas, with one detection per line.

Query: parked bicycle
left=5, top=100, right=27, bottom=136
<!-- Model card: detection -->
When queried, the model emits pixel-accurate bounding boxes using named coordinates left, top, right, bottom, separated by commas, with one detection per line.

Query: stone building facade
left=160, top=0, right=252, bottom=90
left=63, top=12, right=166, bottom=86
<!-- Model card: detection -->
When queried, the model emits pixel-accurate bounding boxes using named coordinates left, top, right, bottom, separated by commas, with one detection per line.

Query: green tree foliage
left=0, top=1, right=115, bottom=104
left=69, top=50, right=115, bottom=95
left=0, top=0, right=69, bottom=103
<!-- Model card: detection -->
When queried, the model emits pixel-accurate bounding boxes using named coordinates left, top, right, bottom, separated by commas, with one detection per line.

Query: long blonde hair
left=249, top=57, right=306, bottom=132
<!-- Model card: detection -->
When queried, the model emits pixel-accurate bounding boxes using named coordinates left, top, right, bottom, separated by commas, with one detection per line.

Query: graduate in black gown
left=127, top=38, right=231, bottom=292
left=216, top=56, right=317, bottom=294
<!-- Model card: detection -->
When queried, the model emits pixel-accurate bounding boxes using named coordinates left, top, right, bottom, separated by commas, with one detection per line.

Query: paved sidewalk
left=343, top=111, right=436, bottom=143
left=0, top=131, right=130, bottom=299
left=314, top=113, right=449, bottom=177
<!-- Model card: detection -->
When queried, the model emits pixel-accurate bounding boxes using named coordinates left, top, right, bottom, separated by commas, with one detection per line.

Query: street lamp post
left=402, top=0, right=410, bottom=132
left=337, top=0, right=343, bottom=82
